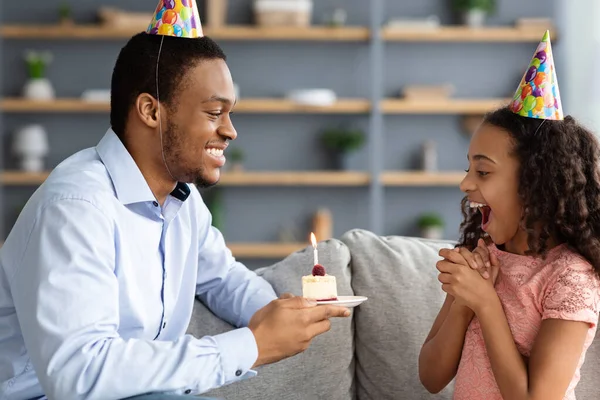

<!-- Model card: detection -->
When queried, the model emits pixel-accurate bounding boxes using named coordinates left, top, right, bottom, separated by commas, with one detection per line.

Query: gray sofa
left=188, top=229, right=600, bottom=400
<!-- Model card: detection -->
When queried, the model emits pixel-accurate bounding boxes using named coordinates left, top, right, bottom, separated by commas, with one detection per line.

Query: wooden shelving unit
left=381, top=98, right=510, bottom=115
left=381, top=171, right=465, bottom=186
left=0, top=98, right=370, bottom=114
left=0, top=3, right=559, bottom=247
left=0, top=24, right=370, bottom=41
left=382, top=26, right=555, bottom=42
left=0, top=171, right=371, bottom=187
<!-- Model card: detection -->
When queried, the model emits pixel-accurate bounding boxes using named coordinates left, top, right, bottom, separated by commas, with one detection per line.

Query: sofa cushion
left=187, top=238, right=355, bottom=400
left=340, top=229, right=454, bottom=400
left=579, top=332, right=600, bottom=400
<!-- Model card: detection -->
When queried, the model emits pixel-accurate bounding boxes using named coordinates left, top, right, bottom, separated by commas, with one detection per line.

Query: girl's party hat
left=509, top=30, right=563, bottom=120
left=146, top=0, right=203, bottom=39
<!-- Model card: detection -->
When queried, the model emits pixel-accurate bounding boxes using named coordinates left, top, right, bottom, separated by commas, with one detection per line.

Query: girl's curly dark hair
left=458, top=106, right=600, bottom=275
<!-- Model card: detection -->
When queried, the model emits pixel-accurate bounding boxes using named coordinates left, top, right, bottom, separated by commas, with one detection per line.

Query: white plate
left=317, top=296, right=368, bottom=308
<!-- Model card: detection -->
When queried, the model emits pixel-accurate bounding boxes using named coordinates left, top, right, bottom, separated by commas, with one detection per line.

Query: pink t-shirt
left=454, top=244, right=600, bottom=400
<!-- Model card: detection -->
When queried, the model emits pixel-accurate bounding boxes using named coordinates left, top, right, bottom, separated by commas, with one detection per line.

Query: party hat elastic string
left=155, top=35, right=176, bottom=182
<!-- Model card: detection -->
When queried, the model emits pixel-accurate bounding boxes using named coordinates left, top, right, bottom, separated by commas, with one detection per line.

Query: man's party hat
left=509, top=30, right=563, bottom=120
left=146, top=0, right=203, bottom=39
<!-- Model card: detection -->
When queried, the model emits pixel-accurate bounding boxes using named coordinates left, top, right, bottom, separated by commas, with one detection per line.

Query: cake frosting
left=302, top=264, right=338, bottom=301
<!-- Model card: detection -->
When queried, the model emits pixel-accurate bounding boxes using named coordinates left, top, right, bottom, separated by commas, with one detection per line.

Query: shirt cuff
left=213, top=327, right=259, bottom=383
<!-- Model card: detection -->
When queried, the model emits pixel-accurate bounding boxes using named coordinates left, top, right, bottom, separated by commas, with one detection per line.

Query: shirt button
left=235, top=369, right=242, bottom=377
left=152, top=201, right=159, bottom=207
left=184, top=389, right=191, bottom=394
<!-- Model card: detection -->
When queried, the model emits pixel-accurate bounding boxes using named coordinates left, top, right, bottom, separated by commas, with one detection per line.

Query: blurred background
left=0, top=0, right=597, bottom=269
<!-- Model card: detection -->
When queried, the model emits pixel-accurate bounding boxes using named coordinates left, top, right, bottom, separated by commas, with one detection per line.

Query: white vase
left=462, top=9, right=487, bottom=28
left=20, top=156, right=45, bottom=172
left=23, top=78, right=55, bottom=100
left=12, top=124, right=49, bottom=172
left=421, top=226, right=444, bottom=240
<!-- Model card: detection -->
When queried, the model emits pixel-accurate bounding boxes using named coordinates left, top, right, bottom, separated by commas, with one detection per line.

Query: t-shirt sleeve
left=542, top=263, right=600, bottom=328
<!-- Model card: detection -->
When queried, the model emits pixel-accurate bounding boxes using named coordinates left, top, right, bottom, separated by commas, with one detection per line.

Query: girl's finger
left=472, top=252, right=487, bottom=271
left=476, top=239, right=492, bottom=267
left=438, top=272, right=452, bottom=284
left=458, top=247, right=479, bottom=270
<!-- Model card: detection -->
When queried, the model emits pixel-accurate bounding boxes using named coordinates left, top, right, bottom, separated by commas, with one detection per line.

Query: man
left=0, top=9, right=350, bottom=400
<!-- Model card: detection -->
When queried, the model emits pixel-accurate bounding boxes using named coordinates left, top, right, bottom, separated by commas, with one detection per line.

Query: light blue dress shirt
left=0, top=129, right=277, bottom=400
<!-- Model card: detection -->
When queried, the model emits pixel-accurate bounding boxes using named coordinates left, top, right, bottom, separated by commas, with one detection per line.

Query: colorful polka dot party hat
left=146, top=0, right=203, bottom=39
left=509, top=30, right=563, bottom=120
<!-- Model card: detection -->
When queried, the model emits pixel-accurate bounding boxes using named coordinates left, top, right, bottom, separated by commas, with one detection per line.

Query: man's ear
left=135, top=93, right=162, bottom=129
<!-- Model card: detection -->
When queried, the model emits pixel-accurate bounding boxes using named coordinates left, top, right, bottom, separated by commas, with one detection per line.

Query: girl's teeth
left=469, top=201, right=487, bottom=208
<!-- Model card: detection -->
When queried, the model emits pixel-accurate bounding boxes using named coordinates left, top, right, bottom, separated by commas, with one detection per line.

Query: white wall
left=556, top=0, right=600, bottom=133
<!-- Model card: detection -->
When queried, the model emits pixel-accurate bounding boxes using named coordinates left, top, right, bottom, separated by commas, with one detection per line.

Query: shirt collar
left=96, top=128, right=190, bottom=205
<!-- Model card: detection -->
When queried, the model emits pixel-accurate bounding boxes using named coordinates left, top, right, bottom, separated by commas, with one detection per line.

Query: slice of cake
left=302, top=264, right=338, bottom=301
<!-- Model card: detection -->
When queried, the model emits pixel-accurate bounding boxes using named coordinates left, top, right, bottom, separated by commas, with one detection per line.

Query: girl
left=418, top=32, right=600, bottom=400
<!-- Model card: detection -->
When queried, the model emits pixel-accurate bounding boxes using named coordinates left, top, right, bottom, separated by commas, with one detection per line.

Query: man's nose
left=219, top=116, right=237, bottom=141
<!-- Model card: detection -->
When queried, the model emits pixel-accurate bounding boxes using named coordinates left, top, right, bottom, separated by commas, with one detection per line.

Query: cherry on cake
left=302, top=264, right=338, bottom=301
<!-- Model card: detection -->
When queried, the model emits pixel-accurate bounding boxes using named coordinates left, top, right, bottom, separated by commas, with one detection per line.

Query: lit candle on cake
left=302, top=232, right=338, bottom=301
left=310, top=232, right=318, bottom=266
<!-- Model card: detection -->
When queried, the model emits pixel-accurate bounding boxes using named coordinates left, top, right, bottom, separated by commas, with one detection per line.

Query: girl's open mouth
left=470, top=201, right=492, bottom=231
left=480, top=206, right=492, bottom=230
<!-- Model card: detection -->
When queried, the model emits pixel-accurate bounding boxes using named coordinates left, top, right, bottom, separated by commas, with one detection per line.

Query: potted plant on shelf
left=227, top=147, right=245, bottom=172
left=204, top=189, right=224, bottom=232
left=22, top=50, right=55, bottom=100
left=58, top=2, right=74, bottom=26
left=321, top=126, right=365, bottom=170
left=417, top=212, right=445, bottom=240
left=451, top=0, right=496, bottom=28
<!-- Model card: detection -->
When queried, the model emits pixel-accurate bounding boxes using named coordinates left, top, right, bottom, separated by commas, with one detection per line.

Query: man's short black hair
left=110, top=32, right=227, bottom=139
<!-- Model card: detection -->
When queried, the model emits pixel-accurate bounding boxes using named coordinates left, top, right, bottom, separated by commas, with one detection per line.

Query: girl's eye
left=208, top=112, right=222, bottom=117
left=464, top=168, right=488, bottom=177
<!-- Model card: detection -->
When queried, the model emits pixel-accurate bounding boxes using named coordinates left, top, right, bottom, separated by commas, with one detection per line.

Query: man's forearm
left=198, top=261, right=277, bottom=327
left=29, top=329, right=258, bottom=400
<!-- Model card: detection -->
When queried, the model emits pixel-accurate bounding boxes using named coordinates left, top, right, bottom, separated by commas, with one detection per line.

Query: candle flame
left=310, top=232, right=317, bottom=248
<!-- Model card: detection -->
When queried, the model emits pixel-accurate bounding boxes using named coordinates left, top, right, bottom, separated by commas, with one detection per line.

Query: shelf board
left=220, top=171, right=370, bottom=186
left=228, top=242, right=307, bottom=258
left=0, top=24, right=551, bottom=43
left=1, top=98, right=508, bottom=115
left=0, top=24, right=370, bottom=41
left=0, top=171, right=370, bottom=187
left=0, top=98, right=109, bottom=113
left=382, top=26, right=556, bottom=42
left=0, top=98, right=370, bottom=114
left=0, top=239, right=304, bottom=258
left=1, top=171, right=467, bottom=187
left=0, top=171, right=50, bottom=185
left=232, top=98, right=370, bottom=114
left=381, top=98, right=509, bottom=115
left=381, top=171, right=466, bottom=186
